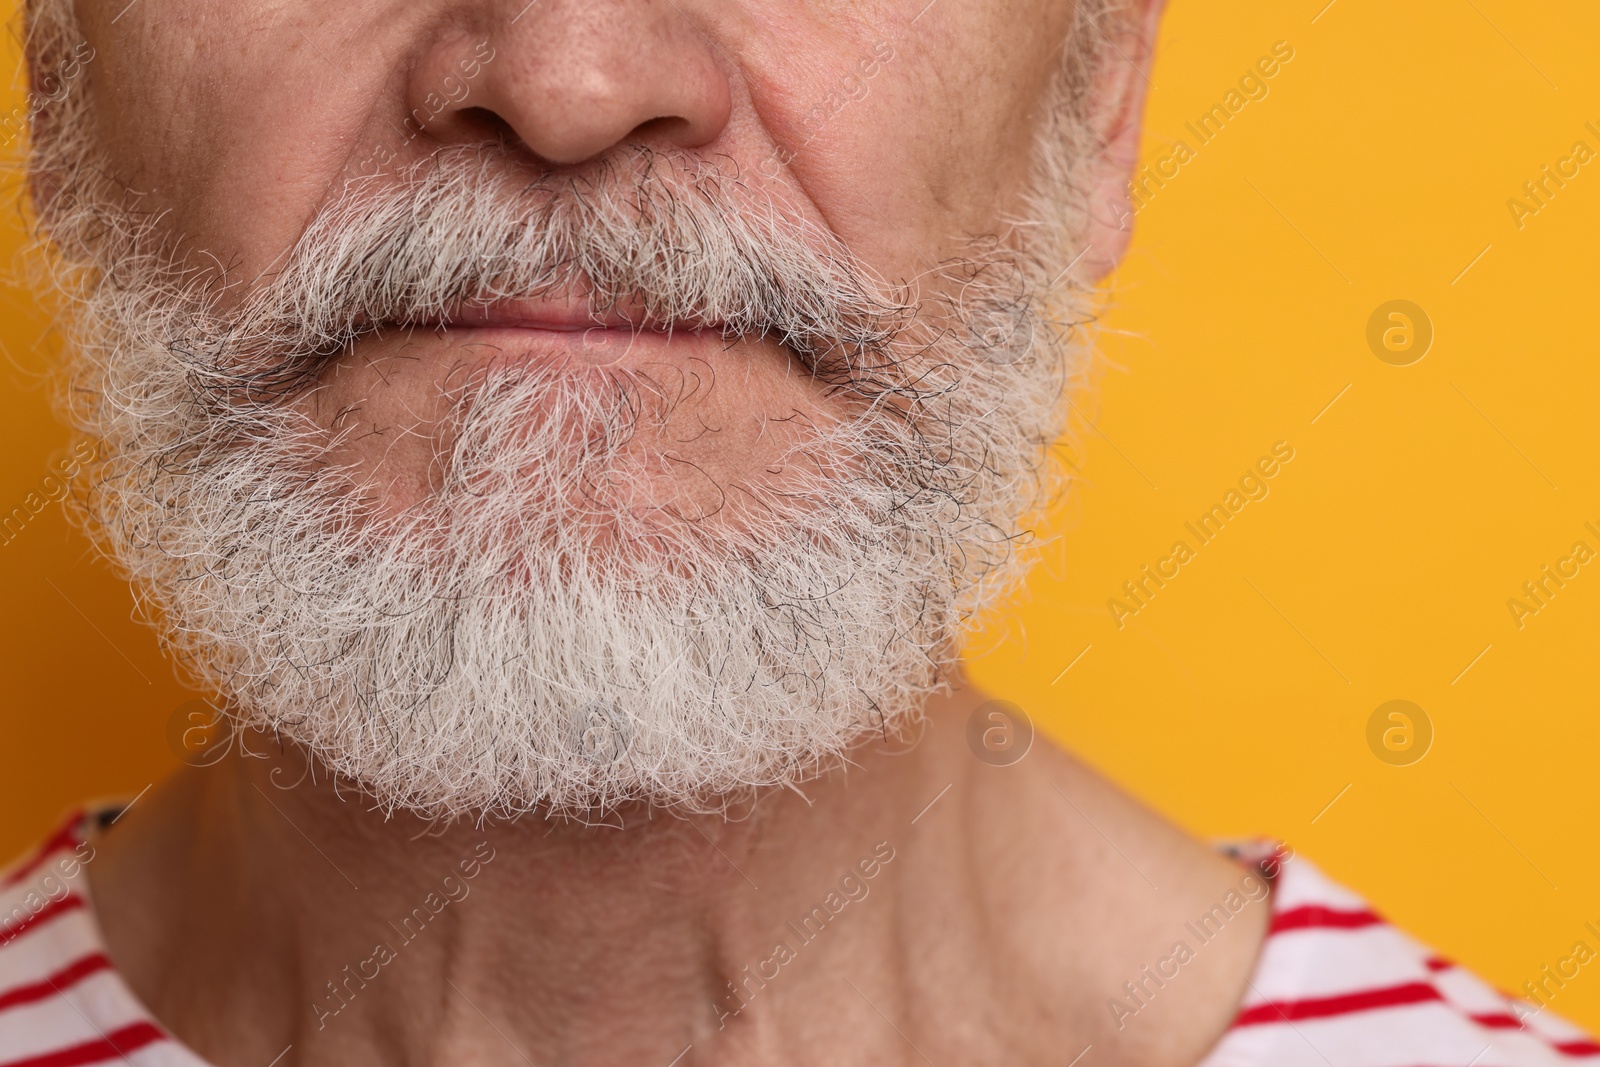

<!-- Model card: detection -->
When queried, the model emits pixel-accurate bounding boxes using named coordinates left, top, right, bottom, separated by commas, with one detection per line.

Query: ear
left=1080, top=0, right=1167, bottom=280
left=23, top=2, right=70, bottom=223
left=21, top=1, right=95, bottom=228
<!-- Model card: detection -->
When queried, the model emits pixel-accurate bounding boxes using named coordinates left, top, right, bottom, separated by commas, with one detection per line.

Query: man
left=1, top=0, right=1594, bottom=1064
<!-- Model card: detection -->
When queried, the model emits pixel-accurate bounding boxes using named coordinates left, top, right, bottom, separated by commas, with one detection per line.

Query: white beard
left=139, top=357, right=986, bottom=816
left=27, top=6, right=1107, bottom=818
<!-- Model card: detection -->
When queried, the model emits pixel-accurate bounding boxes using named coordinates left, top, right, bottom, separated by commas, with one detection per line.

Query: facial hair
left=26, top=3, right=1108, bottom=820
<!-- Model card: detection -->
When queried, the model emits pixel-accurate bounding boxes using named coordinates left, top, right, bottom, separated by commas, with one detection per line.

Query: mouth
left=403, top=295, right=729, bottom=369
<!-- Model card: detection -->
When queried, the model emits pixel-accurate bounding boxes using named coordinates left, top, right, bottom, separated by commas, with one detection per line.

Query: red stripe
left=1268, top=904, right=1384, bottom=934
left=0, top=820, right=83, bottom=891
left=0, top=1022, right=165, bottom=1067
left=1555, top=1038, right=1600, bottom=1056
left=1468, top=1010, right=1525, bottom=1030
left=1234, top=980, right=1443, bottom=1026
left=0, top=896, right=85, bottom=947
left=1424, top=956, right=1454, bottom=972
left=0, top=953, right=112, bottom=1015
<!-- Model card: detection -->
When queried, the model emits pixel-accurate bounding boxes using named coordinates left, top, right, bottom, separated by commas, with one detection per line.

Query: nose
left=412, top=0, right=733, bottom=167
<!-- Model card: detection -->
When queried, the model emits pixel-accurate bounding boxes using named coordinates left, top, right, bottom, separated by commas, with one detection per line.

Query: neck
left=86, top=685, right=1268, bottom=1067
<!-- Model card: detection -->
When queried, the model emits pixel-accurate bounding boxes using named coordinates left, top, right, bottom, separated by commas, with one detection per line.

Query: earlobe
left=1076, top=0, right=1167, bottom=281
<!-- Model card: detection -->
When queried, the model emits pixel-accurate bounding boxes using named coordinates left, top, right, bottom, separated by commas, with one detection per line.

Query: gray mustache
left=205, top=146, right=912, bottom=400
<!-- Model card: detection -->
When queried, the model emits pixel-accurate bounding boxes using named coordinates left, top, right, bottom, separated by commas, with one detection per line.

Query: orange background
left=3, top=0, right=1600, bottom=1030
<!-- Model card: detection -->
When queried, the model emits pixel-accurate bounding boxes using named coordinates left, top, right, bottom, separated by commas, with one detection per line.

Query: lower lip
left=436, top=323, right=718, bottom=368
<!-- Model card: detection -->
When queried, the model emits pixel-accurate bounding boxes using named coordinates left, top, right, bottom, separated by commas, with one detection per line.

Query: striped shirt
left=0, top=809, right=206, bottom=1067
left=1, top=812, right=1596, bottom=1066
left=1199, top=843, right=1600, bottom=1066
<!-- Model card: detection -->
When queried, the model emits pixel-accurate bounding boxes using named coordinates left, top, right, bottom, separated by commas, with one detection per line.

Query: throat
left=79, top=690, right=1268, bottom=1067
left=85, top=721, right=940, bottom=1066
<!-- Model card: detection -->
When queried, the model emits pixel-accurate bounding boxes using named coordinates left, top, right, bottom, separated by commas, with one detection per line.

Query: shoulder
left=1198, top=847, right=1600, bottom=1066
left=0, top=810, right=197, bottom=1066
left=0, top=810, right=98, bottom=956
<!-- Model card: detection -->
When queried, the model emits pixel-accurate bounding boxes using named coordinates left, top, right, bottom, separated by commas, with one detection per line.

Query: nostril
left=631, top=115, right=696, bottom=143
left=440, top=106, right=520, bottom=145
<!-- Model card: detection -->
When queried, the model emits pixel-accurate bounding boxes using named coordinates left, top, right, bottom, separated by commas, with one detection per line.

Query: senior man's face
left=29, top=0, right=1143, bottom=817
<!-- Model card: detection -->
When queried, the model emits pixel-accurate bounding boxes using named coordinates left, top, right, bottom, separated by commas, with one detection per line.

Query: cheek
left=741, top=5, right=1067, bottom=276
left=78, top=6, right=389, bottom=283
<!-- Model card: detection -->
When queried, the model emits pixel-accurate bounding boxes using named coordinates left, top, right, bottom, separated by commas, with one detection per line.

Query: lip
left=399, top=296, right=725, bottom=368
